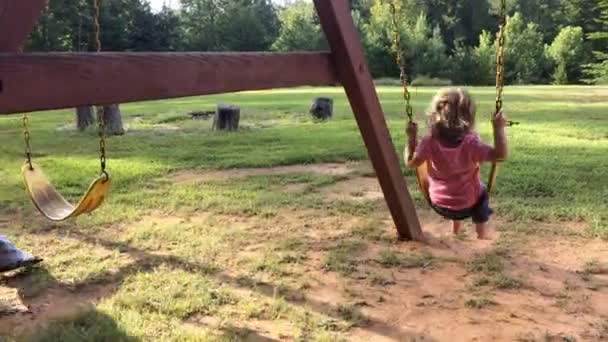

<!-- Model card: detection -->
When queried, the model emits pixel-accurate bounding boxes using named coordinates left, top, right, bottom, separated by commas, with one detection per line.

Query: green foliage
left=413, top=0, right=494, bottom=49
left=503, top=12, right=549, bottom=84
left=23, top=0, right=605, bottom=84
left=410, top=75, right=452, bottom=86
left=473, top=30, right=497, bottom=85
left=217, top=0, right=280, bottom=51
left=362, top=3, right=448, bottom=80
left=157, top=0, right=278, bottom=51
left=510, top=0, right=562, bottom=42
left=548, top=26, right=586, bottom=84
left=451, top=29, right=497, bottom=85
left=407, top=13, right=450, bottom=79
left=179, top=0, right=220, bottom=50
left=26, top=0, right=182, bottom=52
left=361, top=1, right=395, bottom=77
left=450, top=31, right=496, bottom=85
left=130, top=5, right=182, bottom=51
left=271, top=1, right=327, bottom=51
left=450, top=42, right=477, bottom=85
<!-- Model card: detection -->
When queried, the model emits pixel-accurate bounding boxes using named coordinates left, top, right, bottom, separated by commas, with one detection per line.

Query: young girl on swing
left=405, top=88, right=509, bottom=239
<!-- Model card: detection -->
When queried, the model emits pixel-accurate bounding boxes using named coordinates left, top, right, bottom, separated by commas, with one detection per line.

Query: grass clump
left=465, top=296, right=497, bottom=309
left=377, top=250, right=434, bottom=269
left=467, top=249, right=524, bottom=290
left=336, top=304, right=367, bottom=327
left=112, top=267, right=235, bottom=319
left=350, top=220, right=391, bottom=242
left=323, top=240, right=365, bottom=275
left=466, top=250, right=506, bottom=274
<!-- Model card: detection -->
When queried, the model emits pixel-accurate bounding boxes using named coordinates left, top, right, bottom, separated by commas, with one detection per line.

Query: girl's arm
left=490, top=111, right=509, bottom=161
left=405, top=122, right=425, bottom=168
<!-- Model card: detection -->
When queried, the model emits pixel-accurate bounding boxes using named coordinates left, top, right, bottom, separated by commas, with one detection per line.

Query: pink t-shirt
left=415, top=133, right=493, bottom=210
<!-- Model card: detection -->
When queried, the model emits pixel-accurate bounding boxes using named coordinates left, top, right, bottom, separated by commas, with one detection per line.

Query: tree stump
left=212, top=104, right=240, bottom=131
left=310, top=97, right=333, bottom=120
left=98, top=104, right=125, bottom=136
left=76, top=106, right=95, bottom=131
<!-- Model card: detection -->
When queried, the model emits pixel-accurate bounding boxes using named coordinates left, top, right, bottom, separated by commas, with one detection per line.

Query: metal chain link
left=389, top=2, right=413, bottom=124
left=97, top=106, right=107, bottom=175
left=494, top=0, right=519, bottom=127
left=93, top=0, right=102, bottom=54
left=23, top=113, right=33, bottom=169
left=495, top=0, right=506, bottom=115
left=93, top=0, right=108, bottom=178
left=18, top=35, right=33, bottom=169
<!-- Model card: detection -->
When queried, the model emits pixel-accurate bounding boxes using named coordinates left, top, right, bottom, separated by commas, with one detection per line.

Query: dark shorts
left=430, top=185, right=493, bottom=224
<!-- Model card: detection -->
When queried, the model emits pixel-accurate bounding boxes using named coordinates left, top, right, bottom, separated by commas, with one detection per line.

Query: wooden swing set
left=0, top=0, right=510, bottom=241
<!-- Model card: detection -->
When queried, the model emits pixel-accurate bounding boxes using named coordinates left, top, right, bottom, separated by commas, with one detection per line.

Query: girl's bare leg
left=476, top=222, right=491, bottom=240
left=452, top=220, right=463, bottom=234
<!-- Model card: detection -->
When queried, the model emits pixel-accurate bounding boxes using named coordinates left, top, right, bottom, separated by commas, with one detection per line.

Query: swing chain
left=22, top=114, right=33, bottom=170
left=93, top=0, right=108, bottom=177
left=389, top=2, right=413, bottom=124
left=93, top=0, right=102, bottom=54
left=97, top=106, right=107, bottom=174
left=494, top=0, right=518, bottom=126
left=18, top=21, right=33, bottom=169
left=495, top=0, right=506, bottom=114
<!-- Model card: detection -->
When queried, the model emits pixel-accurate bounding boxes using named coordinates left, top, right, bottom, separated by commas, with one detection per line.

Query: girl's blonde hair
left=427, top=88, right=476, bottom=143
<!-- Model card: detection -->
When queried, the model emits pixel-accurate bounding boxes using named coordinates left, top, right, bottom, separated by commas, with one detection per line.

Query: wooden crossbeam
left=0, top=0, right=48, bottom=52
left=314, top=0, right=422, bottom=240
left=0, top=52, right=338, bottom=114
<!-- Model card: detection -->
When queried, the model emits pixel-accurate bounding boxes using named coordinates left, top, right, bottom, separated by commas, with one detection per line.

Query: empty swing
left=21, top=0, right=111, bottom=221
left=389, top=0, right=516, bottom=201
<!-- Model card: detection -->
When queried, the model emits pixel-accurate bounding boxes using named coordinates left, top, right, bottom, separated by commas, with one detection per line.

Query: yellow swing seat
left=21, top=163, right=111, bottom=221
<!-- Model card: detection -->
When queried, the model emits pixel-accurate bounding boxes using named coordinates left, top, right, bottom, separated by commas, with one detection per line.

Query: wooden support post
left=313, top=0, right=423, bottom=240
left=0, top=0, right=48, bottom=52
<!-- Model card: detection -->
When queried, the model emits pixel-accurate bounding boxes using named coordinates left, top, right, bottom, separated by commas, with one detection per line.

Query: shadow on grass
left=4, top=229, right=437, bottom=342
left=1, top=266, right=136, bottom=341
left=23, top=307, right=136, bottom=342
left=0, top=254, right=282, bottom=341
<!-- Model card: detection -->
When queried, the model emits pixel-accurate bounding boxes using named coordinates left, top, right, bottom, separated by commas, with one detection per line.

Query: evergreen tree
left=584, top=0, right=608, bottom=83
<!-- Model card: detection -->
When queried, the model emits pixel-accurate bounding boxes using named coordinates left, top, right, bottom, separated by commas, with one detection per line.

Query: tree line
left=28, top=0, right=607, bottom=85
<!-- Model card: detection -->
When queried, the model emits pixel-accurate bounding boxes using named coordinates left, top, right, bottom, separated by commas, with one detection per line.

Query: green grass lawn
left=0, top=85, right=607, bottom=341
left=2, top=85, right=606, bottom=230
